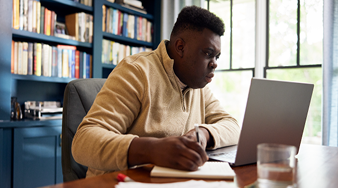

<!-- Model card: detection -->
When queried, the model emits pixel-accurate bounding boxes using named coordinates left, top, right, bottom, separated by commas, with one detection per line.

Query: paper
left=150, top=161, right=235, bottom=179
left=115, top=180, right=236, bottom=188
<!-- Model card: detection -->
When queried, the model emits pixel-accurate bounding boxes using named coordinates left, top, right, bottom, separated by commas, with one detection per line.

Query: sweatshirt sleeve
left=71, top=61, right=144, bottom=172
left=199, top=86, right=241, bottom=149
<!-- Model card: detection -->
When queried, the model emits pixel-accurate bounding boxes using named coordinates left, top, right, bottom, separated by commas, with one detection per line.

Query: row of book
left=73, top=0, right=92, bottom=7
left=11, top=41, right=92, bottom=79
left=102, top=5, right=152, bottom=43
left=12, top=0, right=93, bottom=43
left=102, top=39, right=152, bottom=65
left=13, top=0, right=56, bottom=36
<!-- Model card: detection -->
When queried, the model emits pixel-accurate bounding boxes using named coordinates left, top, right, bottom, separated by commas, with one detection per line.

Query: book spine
left=79, top=51, right=83, bottom=78
left=17, top=42, right=22, bottom=74
left=23, top=0, right=28, bottom=30
left=75, top=50, right=80, bottom=78
left=71, top=49, right=76, bottom=78
left=36, top=0, right=40, bottom=33
left=13, top=0, right=20, bottom=29
left=62, top=49, right=68, bottom=78
left=82, top=52, right=86, bottom=78
left=11, top=41, right=15, bottom=74
left=32, top=0, right=36, bottom=33
left=102, top=5, right=106, bottom=32
left=34, top=43, right=41, bottom=76
left=22, top=42, right=28, bottom=75
left=134, top=15, right=138, bottom=40
left=57, top=48, right=62, bottom=78
left=51, top=46, right=57, bottom=77
left=27, top=42, right=33, bottom=75
left=14, top=41, right=18, bottom=74
left=109, top=41, right=113, bottom=64
left=19, top=0, right=24, bottom=30
left=40, top=5, right=44, bottom=34
left=44, top=8, right=51, bottom=35
left=86, top=53, right=91, bottom=78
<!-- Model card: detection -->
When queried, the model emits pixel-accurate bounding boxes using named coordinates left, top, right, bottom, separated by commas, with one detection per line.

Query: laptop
left=207, top=78, right=314, bottom=166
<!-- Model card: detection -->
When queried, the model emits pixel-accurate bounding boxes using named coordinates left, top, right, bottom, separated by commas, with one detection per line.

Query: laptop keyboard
left=208, top=149, right=237, bottom=162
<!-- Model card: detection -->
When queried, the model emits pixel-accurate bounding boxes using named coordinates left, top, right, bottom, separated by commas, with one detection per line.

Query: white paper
left=115, top=180, right=236, bottom=188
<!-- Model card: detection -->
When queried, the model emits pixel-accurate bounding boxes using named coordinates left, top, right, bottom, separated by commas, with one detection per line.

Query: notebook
left=150, top=161, right=235, bottom=179
left=207, top=78, right=314, bottom=166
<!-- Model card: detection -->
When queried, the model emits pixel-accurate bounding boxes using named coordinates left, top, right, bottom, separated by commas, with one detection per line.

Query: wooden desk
left=43, top=144, right=338, bottom=188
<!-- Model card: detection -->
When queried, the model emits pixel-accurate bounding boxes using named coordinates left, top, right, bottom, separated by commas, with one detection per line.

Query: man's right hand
left=127, top=136, right=208, bottom=171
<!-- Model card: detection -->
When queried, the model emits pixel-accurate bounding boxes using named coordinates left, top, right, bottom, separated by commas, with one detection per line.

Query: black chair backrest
left=61, top=78, right=106, bottom=182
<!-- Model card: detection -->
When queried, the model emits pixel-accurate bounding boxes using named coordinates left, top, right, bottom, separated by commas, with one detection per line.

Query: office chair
left=62, top=78, right=106, bottom=182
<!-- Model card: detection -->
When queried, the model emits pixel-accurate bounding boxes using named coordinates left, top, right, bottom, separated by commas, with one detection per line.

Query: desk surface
left=44, top=144, right=338, bottom=188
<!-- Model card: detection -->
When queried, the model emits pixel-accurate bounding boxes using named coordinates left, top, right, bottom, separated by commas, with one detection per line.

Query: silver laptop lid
left=232, top=78, right=314, bottom=166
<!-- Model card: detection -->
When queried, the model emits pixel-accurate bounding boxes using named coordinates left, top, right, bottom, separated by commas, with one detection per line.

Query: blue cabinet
left=13, top=126, right=62, bottom=188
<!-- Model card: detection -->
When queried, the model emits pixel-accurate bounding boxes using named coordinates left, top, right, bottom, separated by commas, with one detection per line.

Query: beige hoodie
left=72, top=40, right=240, bottom=178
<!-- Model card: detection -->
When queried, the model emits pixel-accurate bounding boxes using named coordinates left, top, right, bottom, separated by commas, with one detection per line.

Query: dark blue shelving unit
left=0, top=0, right=161, bottom=187
left=103, top=32, right=153, bottom=47
left=12, top=29, right=93, bottom=48
left=11, top=74, right=75, bottom=83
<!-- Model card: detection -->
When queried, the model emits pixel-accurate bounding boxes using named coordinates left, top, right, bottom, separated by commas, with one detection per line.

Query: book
left=150, top=162, right=235, bottom=179
left=102, top=5, right=106, bottom=32
left=34, top=43, right=42, bottom=76
left=57, top=47, right=62, bottom=77
left=23, top=0, right=28, bottom=30
left=27, top=42, right=33, bottom=75
left=22, top=42, right=28, bottom=75
left=36, top=0, right=41, bottom=33
left=40, top=5, right=44, bottom=34
left=65, top=13, right=79, bottom=41
left=32, top=0, right=36, bottom=32
left=11, top=41, right=15, bottom=74
left=13, top=0, right=20, bottom=29
left=44, top=8, right=51, bottom=35
left=75, top=50, right=80, bottom=78
left=19, top=0, right=24, bottom=30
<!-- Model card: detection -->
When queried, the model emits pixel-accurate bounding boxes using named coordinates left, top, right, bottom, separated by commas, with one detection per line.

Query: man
left=72, top=5, right=240, bottom=178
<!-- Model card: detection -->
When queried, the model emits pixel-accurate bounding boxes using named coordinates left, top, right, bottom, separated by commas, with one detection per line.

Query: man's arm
left=128, top=136, right=208, bottom=171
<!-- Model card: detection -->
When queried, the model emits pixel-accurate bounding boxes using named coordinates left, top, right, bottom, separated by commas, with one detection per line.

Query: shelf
left=104, top=1, right=154, bottom=20
left=41, top=0, right=93, bottom=14
left=12, top=29, right=92, bottom=49
left=11, top=74, right=76, bottom=83
left=0, top=119, right=62, bottom=128
left=103, top=32, right=153, bottom=47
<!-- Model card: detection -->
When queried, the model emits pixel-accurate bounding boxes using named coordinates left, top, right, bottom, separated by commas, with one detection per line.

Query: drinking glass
left=257, top=143, right=297, bottom=188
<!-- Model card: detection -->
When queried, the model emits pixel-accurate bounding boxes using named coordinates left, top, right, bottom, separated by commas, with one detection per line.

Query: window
left=206, top=0, right=323, bottom=144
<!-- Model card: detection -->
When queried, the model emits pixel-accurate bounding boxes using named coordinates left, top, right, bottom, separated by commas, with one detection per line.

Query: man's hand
left=183, top=126, right=214, bottom=150
left=128, top=136, right=208, bottom=171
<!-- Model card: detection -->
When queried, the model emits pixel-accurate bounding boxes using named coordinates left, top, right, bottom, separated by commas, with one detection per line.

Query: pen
left=117, top=173, right=135, bottom=182
left=194, top=124, right=201, bottom=145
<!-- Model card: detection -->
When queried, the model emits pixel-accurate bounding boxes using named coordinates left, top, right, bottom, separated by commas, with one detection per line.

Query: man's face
left=176, top=28, right=221, bottom=89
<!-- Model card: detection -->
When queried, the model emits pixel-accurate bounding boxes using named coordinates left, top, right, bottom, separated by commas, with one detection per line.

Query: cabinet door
left=0, top=128, right=13, bottom=188
left=13, top=126, right=63, bottom=188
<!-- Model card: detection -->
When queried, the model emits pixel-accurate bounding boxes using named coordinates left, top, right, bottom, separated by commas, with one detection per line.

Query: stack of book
left=11, top=41, right=92, bottom=79
left=102, top=5, right=152, bottom=43
left=101, top=39, right=152, bottom=65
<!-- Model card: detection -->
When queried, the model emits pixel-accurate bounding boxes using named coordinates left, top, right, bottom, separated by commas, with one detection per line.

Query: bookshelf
left=0, top=0, right=161, bottom=187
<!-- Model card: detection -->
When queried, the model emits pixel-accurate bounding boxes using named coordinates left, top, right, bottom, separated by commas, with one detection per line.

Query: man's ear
left=174, top=38, right=185, bottom=58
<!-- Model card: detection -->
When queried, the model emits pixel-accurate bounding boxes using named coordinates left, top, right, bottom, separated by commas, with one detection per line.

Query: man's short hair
left=171, top=5, right=225, bottom=37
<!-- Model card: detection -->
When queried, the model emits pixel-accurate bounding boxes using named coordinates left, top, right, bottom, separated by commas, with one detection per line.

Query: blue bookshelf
left=0, top=0, right=161, bottom=187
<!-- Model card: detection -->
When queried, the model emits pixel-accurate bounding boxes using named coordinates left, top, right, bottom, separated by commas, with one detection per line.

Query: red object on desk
left=117, top=173, right=135, bottom=182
